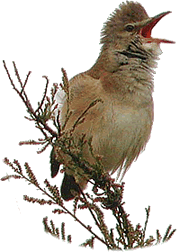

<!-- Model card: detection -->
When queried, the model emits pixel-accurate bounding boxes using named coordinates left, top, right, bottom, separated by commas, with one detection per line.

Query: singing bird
left=51, top=1, right=174, bottom=201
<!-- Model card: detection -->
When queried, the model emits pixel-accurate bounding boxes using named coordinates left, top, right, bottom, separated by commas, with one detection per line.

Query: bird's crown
left=101, top=1, right=148, bottom=44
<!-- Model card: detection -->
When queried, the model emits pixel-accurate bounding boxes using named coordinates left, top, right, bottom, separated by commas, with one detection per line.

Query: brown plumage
left=51, top=1, right=174, bottom=201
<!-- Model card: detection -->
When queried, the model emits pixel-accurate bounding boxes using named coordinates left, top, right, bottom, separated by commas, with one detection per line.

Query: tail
left=50, top=148, right=61, bottom=178
left=61, top=173, right=82, bottom=201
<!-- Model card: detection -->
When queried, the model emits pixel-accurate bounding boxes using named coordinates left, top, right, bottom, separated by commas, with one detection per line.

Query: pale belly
left=72, top=103, right=152, bottom=176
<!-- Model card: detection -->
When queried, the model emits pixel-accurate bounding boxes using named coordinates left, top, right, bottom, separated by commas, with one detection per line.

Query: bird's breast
left=69, top=96, right=153, bottom=174
left=60, top=73, right=153, bottom=175
left=90, top=100, right=153, bottom=172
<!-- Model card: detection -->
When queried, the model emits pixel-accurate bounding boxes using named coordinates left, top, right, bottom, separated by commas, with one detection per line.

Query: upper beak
left=136, top=11, right=175, bottom=44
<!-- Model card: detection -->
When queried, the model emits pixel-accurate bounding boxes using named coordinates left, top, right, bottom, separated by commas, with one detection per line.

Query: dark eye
left=125, top=24, right=135, bottom=32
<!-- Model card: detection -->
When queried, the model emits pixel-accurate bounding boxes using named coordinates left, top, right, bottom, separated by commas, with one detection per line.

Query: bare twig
left=35, top=76, right=49, bottom=114
left=21, top=71, right=32, bottom=95
left=3, top=61, right=58, bottom=138
left=71, top=99, right=103, bottom=132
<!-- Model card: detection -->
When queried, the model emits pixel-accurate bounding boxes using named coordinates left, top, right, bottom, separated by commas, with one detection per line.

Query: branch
left=3, top=60, right=58, bottom=138
left=2, top=158, right=109, bottom=248
left=35, top=76, right=49, bottom=114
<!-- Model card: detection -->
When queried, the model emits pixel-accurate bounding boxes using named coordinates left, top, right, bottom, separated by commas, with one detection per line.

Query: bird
left=50, top=1, right=174, bottom=201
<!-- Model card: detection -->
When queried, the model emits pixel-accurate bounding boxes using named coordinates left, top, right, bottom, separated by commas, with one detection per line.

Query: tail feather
left=50, top=148, right=61, bottom=178
left=61, top=173, right=81, bottom=201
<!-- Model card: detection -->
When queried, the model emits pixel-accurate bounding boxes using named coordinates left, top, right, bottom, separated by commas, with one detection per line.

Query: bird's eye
left=125, top=24, right=135, bottom=32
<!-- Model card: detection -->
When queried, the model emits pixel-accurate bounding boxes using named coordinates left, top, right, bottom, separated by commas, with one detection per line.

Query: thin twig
left=144, top=207, right=150, bottom=232
left=3, top=61, right=58, bottom=138
left=35, top=76, right=49, bottom=114
left=72, top=99, right=103, bottom=131
left=21, top=71, right=32, bottom=95
left=81, top=191, right=101, bottom=229
left=12, top=61, right=23, bottom=87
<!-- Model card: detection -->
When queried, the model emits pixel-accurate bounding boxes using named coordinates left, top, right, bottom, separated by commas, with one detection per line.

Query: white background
left=0, top=0, right=178, bottom=251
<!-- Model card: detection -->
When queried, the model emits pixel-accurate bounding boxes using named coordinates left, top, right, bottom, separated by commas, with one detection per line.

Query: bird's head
left=101, top=1, right=174, bottom=53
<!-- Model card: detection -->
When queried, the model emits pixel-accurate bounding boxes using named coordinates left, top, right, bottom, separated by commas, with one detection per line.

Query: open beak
left=137, top=11, right=175, bottom=44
